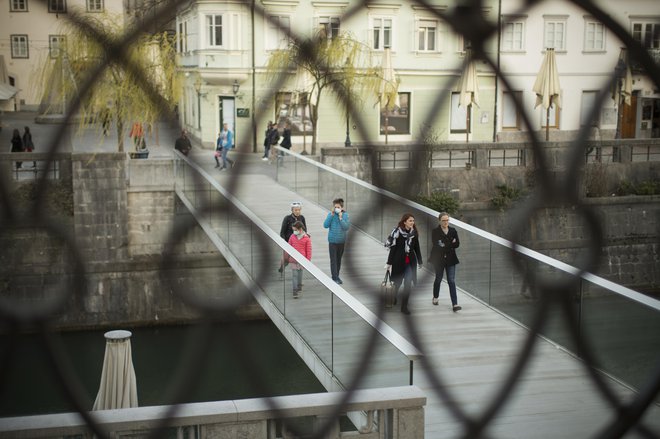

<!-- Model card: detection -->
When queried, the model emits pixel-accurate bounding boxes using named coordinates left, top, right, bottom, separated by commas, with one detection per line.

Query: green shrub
left=491, top=184, right=525, bottom=211
left=616, top=180, right=660, bottom=196
left=415, top=191, right=460, bottom=215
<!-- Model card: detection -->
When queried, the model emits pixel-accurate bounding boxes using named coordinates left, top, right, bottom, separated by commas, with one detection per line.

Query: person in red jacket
left=287, top=221, right=312, bottom=298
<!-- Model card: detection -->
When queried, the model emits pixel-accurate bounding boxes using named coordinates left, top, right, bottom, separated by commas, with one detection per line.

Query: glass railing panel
left=293, top=158, right=320, bottom=203
left=209, top=190, right=229, bottom=243
left=581, top=282, right=660, bottom=392
left=318, top=169, right=347, bottom=207
left=283, top=272, right=333, bottom=371
left=453, top=229, right=492, bottom=304
left=332, top=294, right=410, bottom=389
left=225, top=202, right=253, bottom=275
left=276, top=153, right=296, bottom=190
left=345, top=182, right=382, bottom=239
left=252, top=233, right=288, bottom=315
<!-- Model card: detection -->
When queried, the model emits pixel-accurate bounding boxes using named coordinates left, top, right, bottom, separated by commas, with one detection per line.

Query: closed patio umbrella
left=456, top=50, right=480, bottom=142
left=292, top=67, right=316, bottom=153
left=533, top=48, right=561, bottom=141
left=92, top=330, right=138, bottom=411
left=378, top=48, right=399, bottom=145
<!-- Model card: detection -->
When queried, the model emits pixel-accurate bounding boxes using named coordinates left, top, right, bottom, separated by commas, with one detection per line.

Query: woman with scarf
left=385, top=213, right=422, bottom=315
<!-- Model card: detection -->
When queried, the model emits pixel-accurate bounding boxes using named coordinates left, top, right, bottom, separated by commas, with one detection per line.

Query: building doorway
left=218, top=96, right=236, bottom=143
left=621, top=93, right=637, bottom=138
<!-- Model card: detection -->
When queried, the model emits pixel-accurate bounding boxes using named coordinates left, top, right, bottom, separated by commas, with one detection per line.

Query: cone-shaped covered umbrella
left=292, top=67, right=316, bottom=152
left=456, top=51, right=480, bottom=142
left=378, top=48, right=399, bottom=144
left=612, top=48, right=633, bottom=107
left=92, top=330, right=138, bottom=411
left=533, top=48, right=561, bottom=141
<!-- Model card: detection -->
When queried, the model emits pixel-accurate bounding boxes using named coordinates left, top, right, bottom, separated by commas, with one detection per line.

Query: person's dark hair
left=397, top=213, right=417, bottom=232
left=292, top=221, right=305, bottom=231
left=332, top=198, right=344, bottom=207
left=12, top=129, right=20, bottom=139
left=24, top=126, right=30, bottom=134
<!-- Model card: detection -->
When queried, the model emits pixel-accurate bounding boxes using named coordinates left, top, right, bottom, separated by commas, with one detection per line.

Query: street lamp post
left=345, top=111, right=351, bottom=147
left=193, top=77, right=202, bottom=130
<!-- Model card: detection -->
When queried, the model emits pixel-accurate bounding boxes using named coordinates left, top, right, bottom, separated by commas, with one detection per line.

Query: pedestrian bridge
left=169, top=147, right=660, bottom=438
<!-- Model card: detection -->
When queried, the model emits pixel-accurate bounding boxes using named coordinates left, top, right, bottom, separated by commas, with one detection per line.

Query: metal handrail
left=274, top=145, right=660, bottom=313
left=174, top=151, right=422, bottom=360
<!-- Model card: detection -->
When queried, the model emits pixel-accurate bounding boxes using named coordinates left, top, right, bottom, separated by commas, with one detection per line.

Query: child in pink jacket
left=287, top=221, right=311, bottom=298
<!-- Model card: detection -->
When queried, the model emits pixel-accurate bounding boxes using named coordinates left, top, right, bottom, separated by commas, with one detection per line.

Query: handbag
left=380, top=270, right=395, bottom=308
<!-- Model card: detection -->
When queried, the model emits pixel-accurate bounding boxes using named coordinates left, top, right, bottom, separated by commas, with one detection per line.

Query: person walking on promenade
left=323, top=198, right=350, bottom=284
left=11, top=129, right=24, bottom=169
left=22, top=126, right=36, bottom=168
left=385, top=213, right=423, bottom=315
left=220, top=122, right=235, bottom=170
left=279, top=201, right=307, bottom=274
left=287, top=221, right=311, bottom=299
left=262, top=121, right=276, bottom=161
left=429, top=212, right=462, bottom=312
left=278, top=121, right=292, bottom=165
left=174, top=130, right=192, bottom=156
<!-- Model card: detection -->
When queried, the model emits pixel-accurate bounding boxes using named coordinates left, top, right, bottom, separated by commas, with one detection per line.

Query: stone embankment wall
left=1, top=153, right=263, bottom=331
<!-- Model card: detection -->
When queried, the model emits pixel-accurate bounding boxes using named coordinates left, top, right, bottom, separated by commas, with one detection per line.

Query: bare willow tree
left=37, top=12, right=181, bottom=152
left=266, top=30, right=387, bottom=155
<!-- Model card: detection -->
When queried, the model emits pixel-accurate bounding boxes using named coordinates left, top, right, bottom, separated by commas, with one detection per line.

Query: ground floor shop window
left=380, top=92, right=410, bottom=135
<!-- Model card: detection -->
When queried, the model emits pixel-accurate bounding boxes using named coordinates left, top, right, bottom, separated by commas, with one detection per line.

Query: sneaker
left=336, top=278, right=343, bottom=285
left=453, top=305, right=462, bottom=312
left=293, top=290, right=299, bottom=299
left=219, top=167, right=226, bottom=171
left=262, top=157, right=268, bottom=161
left=214, top=164, right=220, bottom=168
left=401, top=308, right=411, bottom=315
left=432, top=298, right=439, bottom=305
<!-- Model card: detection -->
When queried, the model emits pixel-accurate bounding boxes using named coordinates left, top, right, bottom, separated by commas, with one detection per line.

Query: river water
left=0, top=320, right=325, bottom=417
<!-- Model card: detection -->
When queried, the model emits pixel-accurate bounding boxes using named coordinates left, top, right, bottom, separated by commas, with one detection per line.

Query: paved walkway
left=181, top=150, right=660, bottom=439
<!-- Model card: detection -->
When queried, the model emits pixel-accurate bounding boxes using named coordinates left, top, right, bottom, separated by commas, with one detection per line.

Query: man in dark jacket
left=174, top=130, right=192, bottom=156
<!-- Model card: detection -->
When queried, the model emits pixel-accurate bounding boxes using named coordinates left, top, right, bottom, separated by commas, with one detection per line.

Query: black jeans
left=328, top=243, right=345, bottom=280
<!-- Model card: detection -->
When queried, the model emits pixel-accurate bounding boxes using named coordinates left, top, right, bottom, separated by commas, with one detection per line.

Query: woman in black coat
left=428, top=212, right=461, bottom=311
left=385, top=213, right=422, bottom=315
left=10, top=129, right=23, bottom=169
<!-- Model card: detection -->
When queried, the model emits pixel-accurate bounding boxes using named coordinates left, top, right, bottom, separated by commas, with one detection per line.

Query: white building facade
left=177, top=0, right=659, bottom=151
left=0, top=0, right=127, bottom=112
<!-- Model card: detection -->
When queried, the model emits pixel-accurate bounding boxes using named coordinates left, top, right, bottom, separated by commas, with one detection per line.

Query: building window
left=502, top=91, right=522, bottom=130
left=489, top=149, right=523, bottom=167
left=372, top=17, right=393, bottom=50
left=266, top=15, right=291, bottom=50
left=431, top=150, right=474, bottom=168
left=178, top=21, right=188, bottom=53
left=275, top=92, right=312, bottom=135
left=584, top=21, right=605, bottom=51
left=540, top=104, right=560, bottom=128
left=632, top=22, right=660, bottom=49
left=48, top=0, right=66, bottom=13
left=10, top=35, right=29, bottom=58
left=207, top=15, right=223, bottom=47
left=49, top=35, right=66, bottom=58
left=502, top=20, right=524, bottom=51
left=580, top=91, right=599, bottom=127
left=380, top=92, right=410, bottom=135
left=544, top=19, right=566, bottom=50
left=86, top=0, right=103, bottom=12
left=10, top=0, right=28, bottom=12
left=417, top=19, right=437, bottom=51
left=450, top=92, right=470, bottom=133
left=318, top=16, right=340, bottom=39
left=378, top=151, right=411, bottom=169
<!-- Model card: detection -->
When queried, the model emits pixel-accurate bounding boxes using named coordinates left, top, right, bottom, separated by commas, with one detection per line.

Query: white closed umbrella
left=378, top=48, right=399, bottom=145
left=533, top=48, right=561, bottom=141
left=456, top=51, right=480, bottom=142
left=92, top=330, right=138, bottom=411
